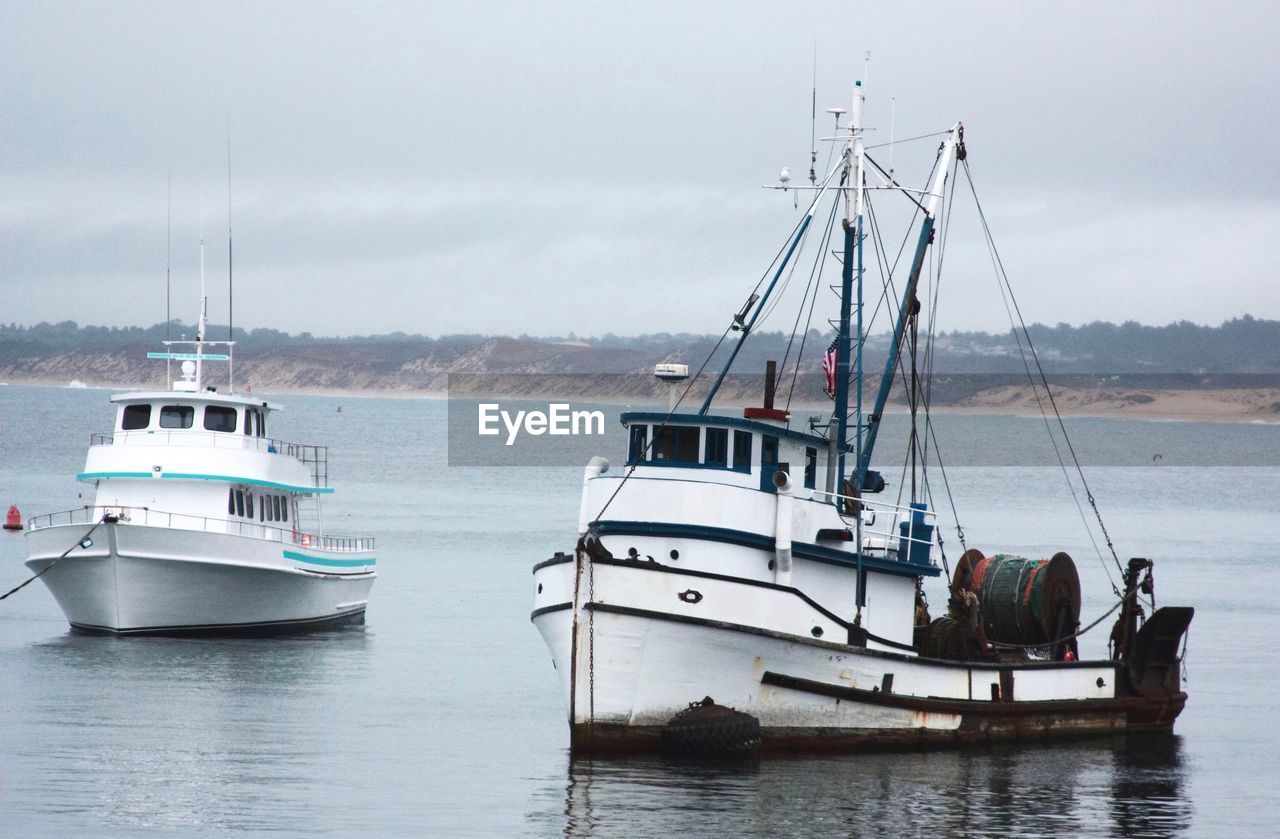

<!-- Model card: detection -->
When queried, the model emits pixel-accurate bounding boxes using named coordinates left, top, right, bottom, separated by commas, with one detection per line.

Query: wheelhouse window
left=628, top=425, right=649, bottom=464
left=805, top=447, right=817, bottom=489
left=244, top=407, right=266, bottom=438
left=204, top=405, right=238, bottom=433
left=122, top=404, right=151, bottom=430
left=654, top=425, right=700, bottom=464
left=159, top=405, right=194, bottom=429
left=732, top=430, right=752, bottom=472
left=762, top=435, right=779, bottom=467
left=705, top=428, right=728, bottom=467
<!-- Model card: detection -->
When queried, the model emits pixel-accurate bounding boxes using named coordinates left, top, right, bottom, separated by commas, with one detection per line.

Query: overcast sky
left=3, top=1, right=1278, bottom=339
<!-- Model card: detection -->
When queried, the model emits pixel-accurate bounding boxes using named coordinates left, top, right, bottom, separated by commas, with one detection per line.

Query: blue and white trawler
left=532, top=70, right=1192, bottom=753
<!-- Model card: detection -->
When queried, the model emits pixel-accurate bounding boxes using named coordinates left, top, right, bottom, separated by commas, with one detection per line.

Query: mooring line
left=0, top=515, right=108, bottom=603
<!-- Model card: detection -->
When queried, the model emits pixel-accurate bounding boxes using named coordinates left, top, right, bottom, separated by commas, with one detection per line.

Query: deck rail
left=27, top=505, right=373, bottom=553
left=809, top=487, right=938, bottom=565
left=89, top=432, right=329, bottom=487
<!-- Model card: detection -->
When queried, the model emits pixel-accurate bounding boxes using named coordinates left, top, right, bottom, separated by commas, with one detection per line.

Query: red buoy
left=3, top=505, right=22, bottom=531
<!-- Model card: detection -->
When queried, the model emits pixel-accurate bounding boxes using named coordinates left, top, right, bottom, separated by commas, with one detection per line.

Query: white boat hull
left=25, top=522, right=375, bottom=634
left=532, top=553, right=1188, bottom=753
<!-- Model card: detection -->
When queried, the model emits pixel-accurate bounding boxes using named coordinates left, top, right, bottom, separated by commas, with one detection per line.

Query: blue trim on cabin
left=592, top=519, right=940, bottom=578
left=624, top=460, right=741, bottom=472
left=620, top=412, right=827, bottom=447
left=282, top=550, right=375, bottom=568
left=147, top=352, right=232, bottom=361
left=77, top=471, right=335, bottom=495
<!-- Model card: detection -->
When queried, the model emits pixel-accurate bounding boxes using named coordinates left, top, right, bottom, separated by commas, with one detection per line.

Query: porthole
left=669, top=549, right=679, bottom=560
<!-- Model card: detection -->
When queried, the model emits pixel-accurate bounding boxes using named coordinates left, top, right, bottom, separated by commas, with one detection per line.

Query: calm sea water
left=1, top=384, right=1277, bottom=837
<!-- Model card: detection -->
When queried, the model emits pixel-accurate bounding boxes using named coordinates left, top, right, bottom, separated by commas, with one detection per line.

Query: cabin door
left=760, top=435, right=779, bottom=492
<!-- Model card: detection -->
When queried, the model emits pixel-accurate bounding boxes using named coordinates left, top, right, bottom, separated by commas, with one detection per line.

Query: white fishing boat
left=24, top=277, right=375, bottom=635
left=531, top=71, right=1191, bottom=753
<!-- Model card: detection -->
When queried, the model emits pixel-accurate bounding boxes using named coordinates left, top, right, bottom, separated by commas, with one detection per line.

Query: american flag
left=822, top=337, right=839, bottom=399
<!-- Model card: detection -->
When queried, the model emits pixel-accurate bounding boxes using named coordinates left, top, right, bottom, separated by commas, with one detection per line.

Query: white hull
left=532, top=554, right=1187, bottom=752
left=26, top=522, right=374, bottom=634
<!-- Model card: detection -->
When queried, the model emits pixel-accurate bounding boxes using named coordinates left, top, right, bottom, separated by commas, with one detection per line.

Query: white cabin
left=80, top=390, right=330, bottom=541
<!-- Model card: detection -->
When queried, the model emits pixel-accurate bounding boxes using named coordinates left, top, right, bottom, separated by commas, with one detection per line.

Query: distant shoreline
left=7, top=376, right=1280, bottom=424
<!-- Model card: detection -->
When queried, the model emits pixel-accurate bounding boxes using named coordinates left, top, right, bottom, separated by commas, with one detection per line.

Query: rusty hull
left=569, top=689, right=1188, bottom=756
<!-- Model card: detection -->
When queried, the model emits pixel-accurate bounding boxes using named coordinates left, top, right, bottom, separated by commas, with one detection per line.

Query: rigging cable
left=921, top=159, right=966, bottom=553
left=960, top=160, right=1125, bottom=592
left=915, top=171, right=959, bottom=580
left=865, top=130, right=951, bottom=151
left=976, top=197, right=1114, bottom=591
left=779, top=193, right=841, bottom=408
left=987, top=594, right=1126, bottom=652
left=0, top=515, right=109, bottom=603
left=753, top=215, right=817, bottom=330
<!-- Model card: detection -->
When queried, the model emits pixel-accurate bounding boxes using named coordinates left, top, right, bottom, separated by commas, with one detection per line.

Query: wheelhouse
left=113, top=394, right=278, bottom=438
left=621, top=411, right=827, bottom=491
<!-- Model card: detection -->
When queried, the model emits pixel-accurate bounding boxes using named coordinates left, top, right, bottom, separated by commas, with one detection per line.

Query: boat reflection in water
left=554, top=736, right=1189, bottom=838
left=23, top=630, right=372, bottom=832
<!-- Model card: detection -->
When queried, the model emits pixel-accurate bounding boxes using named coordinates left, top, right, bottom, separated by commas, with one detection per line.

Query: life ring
left=300, top=534, right=311, bottom=548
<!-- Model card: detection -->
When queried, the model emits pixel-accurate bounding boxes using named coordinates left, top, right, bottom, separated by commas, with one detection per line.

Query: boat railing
left=26, top=505, right=373, bottom=553
left=809, top=488, right=938, bottom=564
left=88, top=432, right=329, bottom=486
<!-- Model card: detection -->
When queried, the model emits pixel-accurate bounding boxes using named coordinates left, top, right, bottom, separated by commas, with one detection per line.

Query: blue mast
left=853, top=125, right=964, bottom=493
left=832, top=216, right=856, bottom=486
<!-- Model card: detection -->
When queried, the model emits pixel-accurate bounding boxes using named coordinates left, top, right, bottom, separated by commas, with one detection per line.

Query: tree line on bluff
left=3, top=315, right=1279, bottom=374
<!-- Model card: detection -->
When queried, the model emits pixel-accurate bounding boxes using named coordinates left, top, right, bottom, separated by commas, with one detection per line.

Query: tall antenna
left=196, top=178, right=208, bottom=389
left=227, top=117, right=234, bottom=346
left=198, top=180, right=206, bottom=344
left=226, top=118, right=236, bottom=392
left=166, top=171, right=171, bottom=343
left=889, top=96, right=896, bottom=181
left=809, top=41, right=818, bottom=185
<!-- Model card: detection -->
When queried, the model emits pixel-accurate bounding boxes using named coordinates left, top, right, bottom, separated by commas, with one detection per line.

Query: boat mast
left=854, top=123, right=963, bottom=493
left=830, top=70, right=868, bottom=500
left=166, top=171, right=172, bottom=386
left=196, top=207, right=207, bottom=391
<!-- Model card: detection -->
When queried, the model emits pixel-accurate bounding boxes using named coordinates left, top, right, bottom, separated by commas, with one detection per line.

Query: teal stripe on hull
left=77, top=471, right=335, bottom=494
left=78, top=471, right=153, bottom=479
left=283, top=549, right=376, bottom=568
